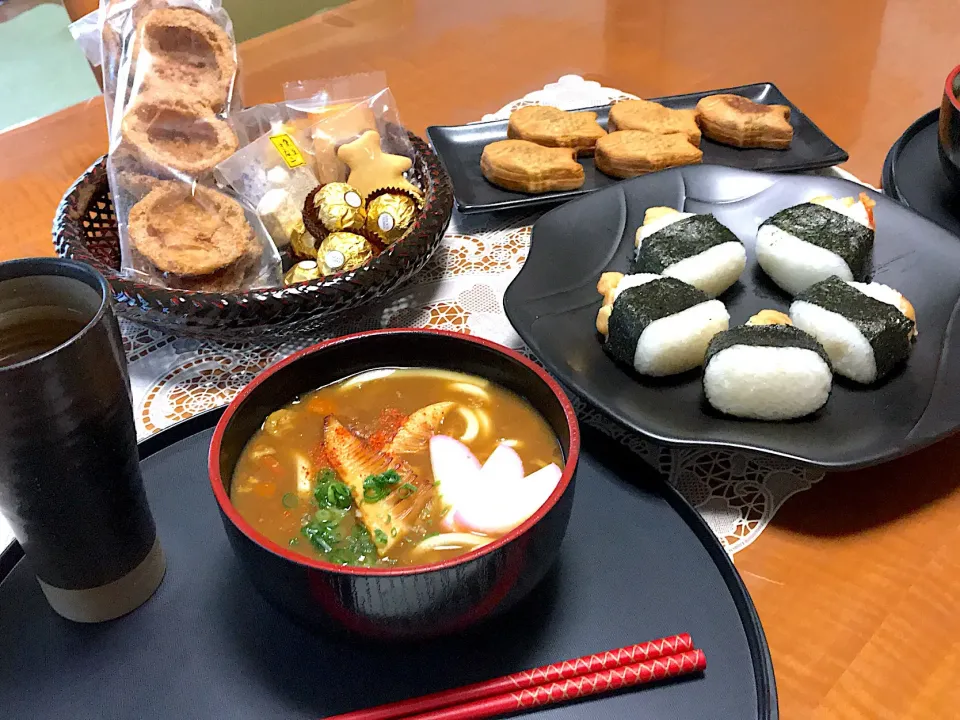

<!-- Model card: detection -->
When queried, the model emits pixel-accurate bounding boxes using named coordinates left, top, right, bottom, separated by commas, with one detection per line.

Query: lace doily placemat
left=0, top=76, right=861, bottom=558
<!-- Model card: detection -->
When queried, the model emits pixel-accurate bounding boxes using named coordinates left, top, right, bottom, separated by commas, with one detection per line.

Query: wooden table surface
left=3, top=0, right=959, bottom=716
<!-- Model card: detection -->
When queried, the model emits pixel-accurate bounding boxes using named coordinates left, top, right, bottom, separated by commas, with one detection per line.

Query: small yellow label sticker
left=269, top=133, right=306, bottom=168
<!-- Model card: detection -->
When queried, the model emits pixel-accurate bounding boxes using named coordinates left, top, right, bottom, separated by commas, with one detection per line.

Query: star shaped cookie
left=337, top=130, right=421, bottom=199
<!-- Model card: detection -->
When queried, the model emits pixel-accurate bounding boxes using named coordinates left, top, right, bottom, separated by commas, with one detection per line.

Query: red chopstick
left=402, top=650, right=706, bottom=720
left=325, top=634, right=696, bottom=720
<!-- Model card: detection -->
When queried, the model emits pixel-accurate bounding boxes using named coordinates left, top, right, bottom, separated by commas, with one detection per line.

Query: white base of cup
left=36, top=538, right=166, bottom=623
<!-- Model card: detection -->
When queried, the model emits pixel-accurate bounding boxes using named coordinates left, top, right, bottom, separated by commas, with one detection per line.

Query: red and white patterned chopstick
left=324, top=634, right=702, bottom=720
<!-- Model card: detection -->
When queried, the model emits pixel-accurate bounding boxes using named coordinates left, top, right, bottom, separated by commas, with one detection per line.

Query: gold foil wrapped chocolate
left=318, top=231, right=373, bottom=273
left=364, top=188, right=420, bottom=244
left=290, top=227, right=321, bottom=260
left=284, top=260, right=322, bottom=285
left=319, top=249, right=346, bottom=275
left=314, top=182, right=366, bottom=232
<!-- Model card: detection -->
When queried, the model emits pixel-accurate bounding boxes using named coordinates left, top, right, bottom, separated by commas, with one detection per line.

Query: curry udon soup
left=231, top=368, right=565, bottom=568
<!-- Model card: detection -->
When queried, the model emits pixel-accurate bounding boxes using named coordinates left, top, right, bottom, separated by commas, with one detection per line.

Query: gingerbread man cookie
left=337, top=130, right=421, bottom=199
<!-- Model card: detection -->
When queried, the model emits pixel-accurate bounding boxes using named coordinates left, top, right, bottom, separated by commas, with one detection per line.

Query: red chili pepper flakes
left=310, top=442, right=330, bottom=468
left=368, top=408, right=407, bottom=451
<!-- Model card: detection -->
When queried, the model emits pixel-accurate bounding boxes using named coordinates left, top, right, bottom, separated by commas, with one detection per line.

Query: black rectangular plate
left=427, top=82, right=848, bottom=214
left=0, top=411, right=776, bottom=719
left=503, top=166, right=960, bottom=469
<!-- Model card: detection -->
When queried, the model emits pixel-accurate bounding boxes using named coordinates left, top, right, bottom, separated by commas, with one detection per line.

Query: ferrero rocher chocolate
left=314, top=182, right=366, bottom=232
left=284, top=260, right=322, bottom=285
left=319, top=249, right=346, bottom=275
left=364, top=189, right=419, bottom=243
left=318, top=231, right=373, bottom=273
left=290, top=227, right=321, bottom=260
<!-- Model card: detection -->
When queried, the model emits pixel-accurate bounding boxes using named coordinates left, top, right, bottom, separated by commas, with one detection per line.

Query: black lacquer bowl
left=208, top=329, right=580, bottom=640
left=937, top=64, right=960, bottom=189
left=53, top=133, right=454, bottom=342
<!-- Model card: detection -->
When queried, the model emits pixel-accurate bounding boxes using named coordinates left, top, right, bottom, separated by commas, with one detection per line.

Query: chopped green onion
left=326, top=482, right=352, bottom=509
left=391, top=527, right=398, bottom=538
left=362, top=469, right=402, bottom=503
left=281, top=492, right=299, bottom=509
left=313, top=469, right=352, bottom=510
left=288, top=537, right=300, bottom=546
left=397, top=482, right=417, bottom=499
left=374, top=528, right=388, bottom=546
left=315, top=468, right=336, bottom=485
left=302, top=523, right=339, bottom=552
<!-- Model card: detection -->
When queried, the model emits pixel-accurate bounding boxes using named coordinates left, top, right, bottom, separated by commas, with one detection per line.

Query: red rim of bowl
left=945, top=64, right=960, bottom=112
left=208, top=328, right=581, bottom=577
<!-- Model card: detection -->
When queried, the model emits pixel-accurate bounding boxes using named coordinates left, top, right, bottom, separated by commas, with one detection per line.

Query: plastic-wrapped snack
left=229, top=102, right=314, bottom=147
left=101, top=0, right=240, bottom=136
left=216, top=112, right=319, bottom=253
left=283, top=74, right=421, bottom=196
left=119, top=96, right=238, bottom=176
left=133, top=7, right=238, bottom=113
left=99, top=0, right=280, bottom=290
left=127, top=182, right=279, bottom=291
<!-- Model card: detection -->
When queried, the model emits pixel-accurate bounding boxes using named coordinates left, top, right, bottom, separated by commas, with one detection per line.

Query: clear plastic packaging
left=68, top=9, right=102, bottom=68
left=284, top=74, right=419, bottom=196
left=216, top=106, right=318, bottom=254
left=99, top=0, right=280, bottom=290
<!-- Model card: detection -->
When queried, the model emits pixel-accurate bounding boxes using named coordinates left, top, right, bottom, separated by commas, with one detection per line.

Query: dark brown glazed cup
left=209, top=329, right=579, bottom=640
left=937, top=64, right=960, bottom=189
left=0, top=258, right=165, bottom=622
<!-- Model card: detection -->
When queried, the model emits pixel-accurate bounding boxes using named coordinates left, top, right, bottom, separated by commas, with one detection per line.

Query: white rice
left=756, top=224, right=852, bottom=296
left=635, top=212, right=744, bottom=297
left=662, top=242, right=747, bottom=298
left=790, top=300, right=876, bottom=383
left=846, top=280, right=907, bottom=316
left=704, top=345, right=832, bottom=420
left=811, top=197, right=872, bottom=228
left=634, top=300, right=730, bottom=376
left=609, top=273, right=661, bottom=303
left=635, top=211, right=694, bottom=245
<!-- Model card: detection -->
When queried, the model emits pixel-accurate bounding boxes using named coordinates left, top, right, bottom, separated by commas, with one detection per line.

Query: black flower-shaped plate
left=503, top=165, right=960, bottom=469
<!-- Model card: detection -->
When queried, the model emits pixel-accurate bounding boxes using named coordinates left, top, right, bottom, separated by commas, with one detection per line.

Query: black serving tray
left=427, top=82, right=847, bottom=214
left=0, top=410, right=775, bottom=719
left=504, top=164, right=960, bottom=469
left=881, top=108, right=960, bottom=238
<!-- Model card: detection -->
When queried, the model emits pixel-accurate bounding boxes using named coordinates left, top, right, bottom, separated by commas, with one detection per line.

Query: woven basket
left=53, top=133, right=454, bottom=342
